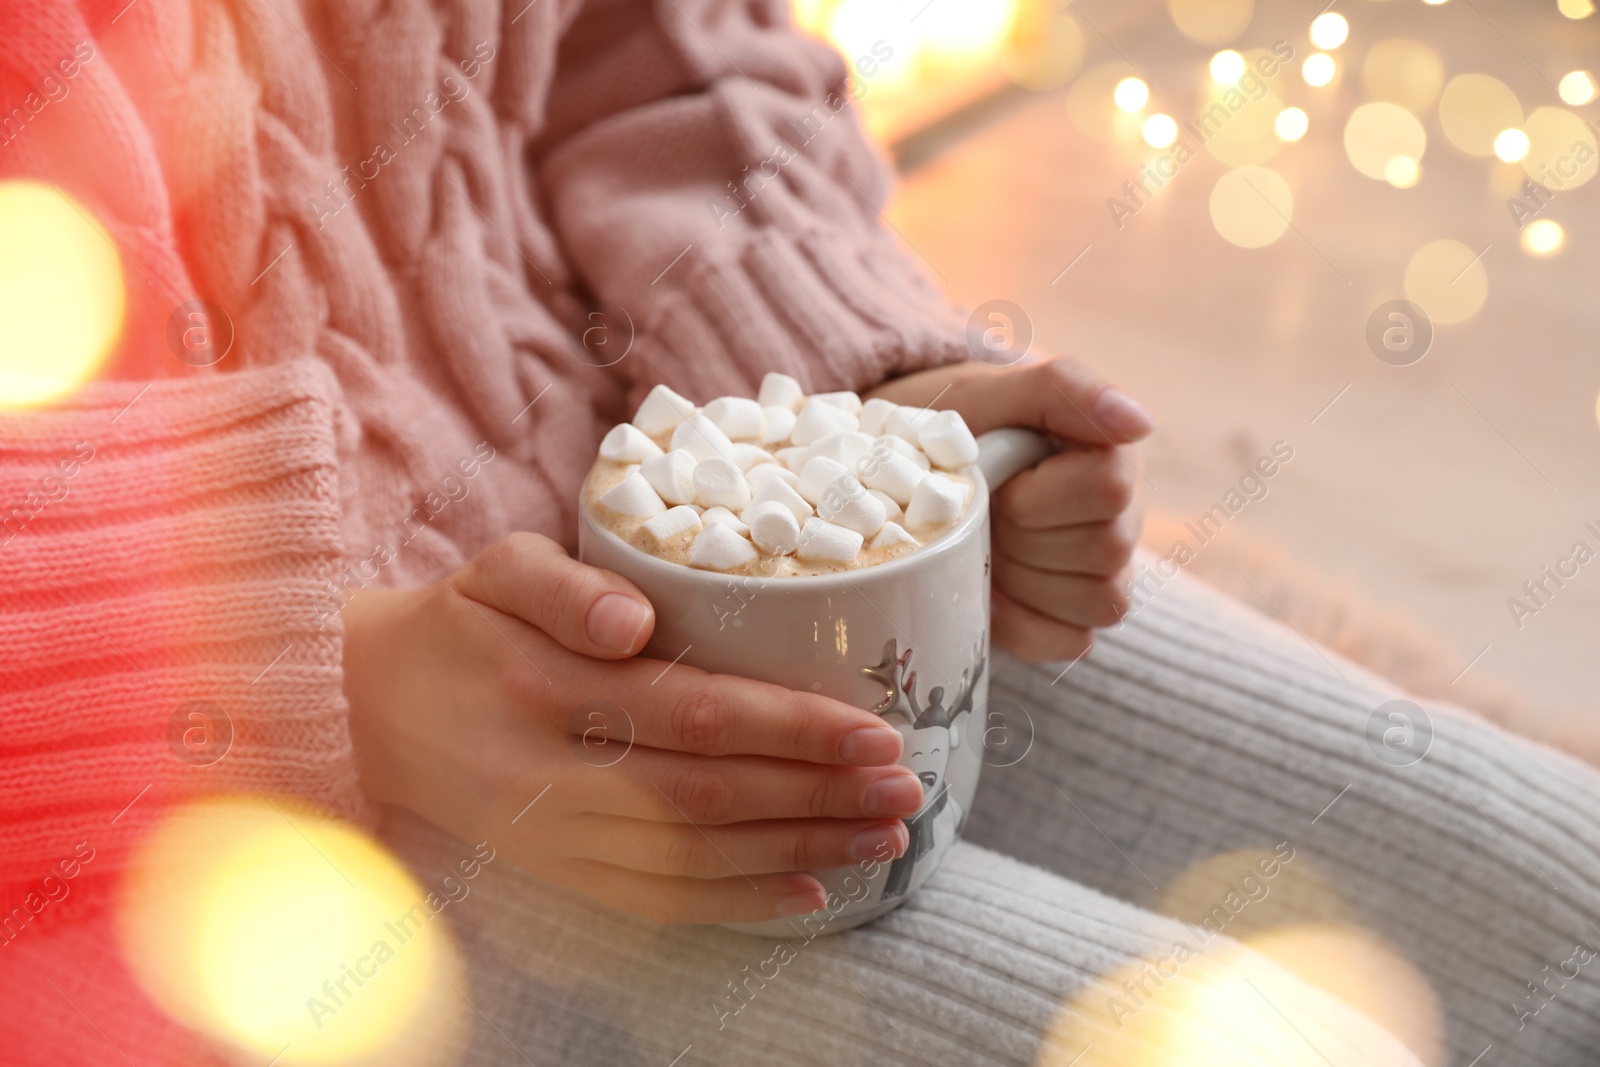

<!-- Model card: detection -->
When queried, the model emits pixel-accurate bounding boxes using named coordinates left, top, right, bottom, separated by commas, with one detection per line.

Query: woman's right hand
left=341, top=533, right=919, bottom=925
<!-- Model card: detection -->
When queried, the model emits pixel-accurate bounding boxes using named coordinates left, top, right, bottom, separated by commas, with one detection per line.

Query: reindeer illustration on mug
left=859, top=638, right=986, bottom=901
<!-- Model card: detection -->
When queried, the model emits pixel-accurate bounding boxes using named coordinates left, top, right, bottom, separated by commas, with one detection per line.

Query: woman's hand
left=342, top=533, right=917, bottom=925
left=865, top=357, right=1155, bottom=663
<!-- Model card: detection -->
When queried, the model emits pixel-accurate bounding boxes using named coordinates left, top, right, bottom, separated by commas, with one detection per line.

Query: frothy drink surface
left=583, top=375, right=981, bottom=577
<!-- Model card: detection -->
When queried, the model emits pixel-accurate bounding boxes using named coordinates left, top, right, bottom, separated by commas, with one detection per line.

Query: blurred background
left=795, top=0, right=1599, bottom=751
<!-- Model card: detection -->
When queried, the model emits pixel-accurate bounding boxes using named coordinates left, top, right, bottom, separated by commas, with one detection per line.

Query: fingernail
left=586, top=594, right=650, bottom=653
left=850, top=824, right=906, bottom=863
left=1093, top=388, right=1155, bottom=438
left=778, top=889, right=825, bottom=916
left=864, top=773, right=923, bottom=816
left=839, top=725, right=902, bottom=766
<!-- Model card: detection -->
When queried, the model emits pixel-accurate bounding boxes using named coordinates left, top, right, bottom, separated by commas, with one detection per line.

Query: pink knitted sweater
left=0, top=0, right=965, bottom=1058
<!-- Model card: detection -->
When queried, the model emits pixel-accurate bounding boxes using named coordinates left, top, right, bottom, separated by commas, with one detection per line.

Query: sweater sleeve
left=537, top=0, right=971, bottom=404
left=0, top=361, right=365, bottom=891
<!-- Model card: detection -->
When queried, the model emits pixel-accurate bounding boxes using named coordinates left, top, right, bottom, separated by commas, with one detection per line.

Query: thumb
left=955, top=356, right=1155, bottom=446
left=454, top=532, right=656, bottom=659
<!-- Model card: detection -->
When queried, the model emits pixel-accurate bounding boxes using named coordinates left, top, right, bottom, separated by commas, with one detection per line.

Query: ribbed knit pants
left=382, top=567, right=1600, bottom=1066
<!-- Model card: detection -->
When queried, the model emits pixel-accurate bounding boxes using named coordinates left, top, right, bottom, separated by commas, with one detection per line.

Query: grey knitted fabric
left=379, top=567, right=1600, bottom=1066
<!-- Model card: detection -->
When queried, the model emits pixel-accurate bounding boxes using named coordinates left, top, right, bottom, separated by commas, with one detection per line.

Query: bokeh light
left=1362, top=38, right=1445, bottom=112
left=1493, top=128, right=1530, bottom=163
left=1521, top=107, right=1599, bottom=189
left=1199, top=75, right=1287, bottom=166
left=1404, top=238, right=1489, bottom=325
left=0, top=181, right=126, bottom=408
left=1114, top=76, right=1150, bottom=112
left=1384, top=156, right=1422, bottom=188
left=1344, top=102, right=1428, bottom=180
left=1559, top=70, right=1598, bottom=105
left=120, top=796, right=466, bottom=1064
left=918, top=0, right=1018, bottom=61
left=1144, top=113, right=1179, bottom=148
left=1303, top=53, right=1336, bottom=87
left=1274, top=107, right=1309, bottom=141
left=1210, top=166, right=1293, bottom=248
left=1210, top=49, right=1246, bottom=85
left=1521, top=218, right=1565, bottom=256
left=1309, top=13, right=1349, bottom=50
left=1439, top=73, right=1523, bottom=156
left=1067, top=64, right=1143, bottom=141
left=1001, top=1, right=1086, bottom=91
left=1559, top=0, right=1595, bottom=16
left=1168, top=0, right=1253, bottom=45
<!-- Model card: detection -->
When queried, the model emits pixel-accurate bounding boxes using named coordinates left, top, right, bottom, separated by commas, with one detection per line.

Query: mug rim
left=578, top=465, right=991, bottom=589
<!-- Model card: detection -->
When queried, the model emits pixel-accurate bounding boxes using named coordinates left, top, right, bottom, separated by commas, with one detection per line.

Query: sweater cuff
left=0, top=361, right=365, bottom=892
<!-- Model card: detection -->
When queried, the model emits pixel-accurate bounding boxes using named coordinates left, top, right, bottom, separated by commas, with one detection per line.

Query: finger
left=455, top=531, right=656, bottom=658
left=991, top=587, right=1094, bottom=664
left=995, top=556, right=1129, bottom=628
left=952, top=356, right=1155, bottom=445
left=993, top=507, right=1143, bottom=577
left=550, top=860, right=829, bottom=924
left=576, top=748, right=925, bottom=825
left=582, top=661, right=904, bottom=766
left=993, top=447, right=1137, bottom=528
left=571, top=814, right=909, bottom=878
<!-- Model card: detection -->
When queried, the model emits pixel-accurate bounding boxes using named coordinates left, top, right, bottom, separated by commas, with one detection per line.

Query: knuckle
left=664, top=830, right=710, bottom=876
left=1099, top=520, right=1139, bottom=569
left=804, top=770, right=836, bottom=819
left=1092, top=458, right=1136, bottom=513
left=784, top=831, right=821, bottom=872
left=670, top=685, right=732, bottom=755
left=667, top=761, right=733, bottom=822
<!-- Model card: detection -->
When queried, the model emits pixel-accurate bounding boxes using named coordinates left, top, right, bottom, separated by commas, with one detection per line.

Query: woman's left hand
left=864, top=356, right=1155, bottom=663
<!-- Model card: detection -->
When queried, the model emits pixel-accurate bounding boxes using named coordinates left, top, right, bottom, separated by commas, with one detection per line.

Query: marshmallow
left=670, top=414, right=736, bottom=462
left=640, top=449, right=698, bottom=505
left=797, top=455, right=852, bottom=506
left=599, top=423, right=664, bottom=463
left=870, top=521, right=920, bottom=551
left=868, top=489, right=904, bottom=525
left=805, top=431, right=875, bottom=473
left=747, top=477, right=812, bottom=523
left=917, top=409, right=980, bottom=469
left=689, top=521, right=758, bottom=572
left=904, top=472, right=968, bottom=528
left=858, top=397, right=896, bottom=436
left=759, top=405, right=797, bottom=445
left=746, top=500, right=802, bottom=554
left=642, top=505, right=703, bottom=547
left=693, top=456, right=752, bottom=511
left=789, top=400, right=859, bottom=446
left=877, top=434, right=931, bottom=470
left=757, top=372, right=805, bottom=412
left=809, top=390, right=863, bottom=415
left=884, top=404, right=926, bottom=445
left=796, top=517, right=864, bottom=563
left=860, top=448, right=927, bottom=505
left=632, top=384, right=696, bottom=436
left=745, top=463, right=800, bottom=490
left=817, top=480, right=886, bottom=537
left=702, top=396, right=764, bottom=440
left=700, top=505, right=750, bottom=536
left=730, top=443, right=776, bottom=472
left=599, top=471, right=667, bottom=519
left=776, top=446, right=810, bottom=472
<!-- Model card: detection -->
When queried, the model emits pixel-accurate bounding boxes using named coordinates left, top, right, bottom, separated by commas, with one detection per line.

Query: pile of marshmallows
left=595, top=373, right=981, bottom=572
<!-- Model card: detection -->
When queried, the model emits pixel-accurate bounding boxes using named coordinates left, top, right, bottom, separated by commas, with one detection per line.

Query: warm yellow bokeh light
left=0, top=181, right=125, bottom=408
left=1144, top=113, right=1180, bottom=148
left=1405, top=238, right=1489, bottom=325
left=1522, top=107, right=1599, bottom=189
left=1210, top=49, right=1246, bottom=85
left=1274, top=107, right=1309, bottom=141
left=1067, top=64, right=1143, bottom=142
left=1210, top=166, right=1293, bottom=248
left=1493, top=128, right=1530, bottom=162
left=1362, top=38, right=1445, bottom=112
left=1559, top=0, right=1595, bottom=17
left=1560, top=70, right=1598, bottom=106
left=1309, top=13, right=1349, bottom=49
left=1521, top=218, right=1565, bottom=256
left=1169, top=0, right=1254, bottom=45
left=1303, top=53, right=1336, bottom=87
left=1345, top=102, right=1428, bottom=180
left=1114, top=76, right=1150, bottom=112
left=1384, top=155, right=1421, bottom=188
left=1439, top=73, right=1522, bottom=156
left=120, top=797, right=465, bottom=1064
left=1001, top=0, right=1086, bottom=91
left=1203, top=87, right=1286, bottom=166
left=918, top=0, right=1018, bottom=60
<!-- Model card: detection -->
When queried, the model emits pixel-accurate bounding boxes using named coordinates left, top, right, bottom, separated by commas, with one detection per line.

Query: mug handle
left=974, top=428, right=1057, bottom=492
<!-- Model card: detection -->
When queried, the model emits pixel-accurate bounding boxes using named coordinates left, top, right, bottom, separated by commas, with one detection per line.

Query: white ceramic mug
left=578, top=427, right=1054, bottom=936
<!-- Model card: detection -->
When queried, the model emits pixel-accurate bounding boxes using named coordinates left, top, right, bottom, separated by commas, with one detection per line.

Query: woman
left=2, top=2, right=1597, bottom=1064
